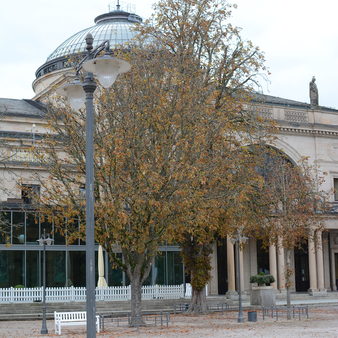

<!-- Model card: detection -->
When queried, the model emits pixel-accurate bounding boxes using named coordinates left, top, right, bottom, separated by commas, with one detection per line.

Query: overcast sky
left=0, top=0, right=337, bottom=108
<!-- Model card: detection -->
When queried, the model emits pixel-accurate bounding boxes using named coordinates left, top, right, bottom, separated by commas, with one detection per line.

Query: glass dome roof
left=47, top=10, right=141, bottom=62
left=35, top=9, right=142, bottom=79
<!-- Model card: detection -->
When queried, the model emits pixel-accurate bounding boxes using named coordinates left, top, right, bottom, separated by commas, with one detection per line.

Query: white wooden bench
left=54, top=311, right=100, bottom=335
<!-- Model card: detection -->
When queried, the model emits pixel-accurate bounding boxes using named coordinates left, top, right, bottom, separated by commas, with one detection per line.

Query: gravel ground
left=1, top=306, right=338, bottom=337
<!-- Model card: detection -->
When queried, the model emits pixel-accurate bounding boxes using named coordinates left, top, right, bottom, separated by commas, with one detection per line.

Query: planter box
left=250, top=286, right=276, bottom=307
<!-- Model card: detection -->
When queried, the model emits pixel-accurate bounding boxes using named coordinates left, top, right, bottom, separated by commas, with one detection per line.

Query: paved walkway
left=276, top=298, right=338, bottom=305
left=1, top=305, right=338, bottom=337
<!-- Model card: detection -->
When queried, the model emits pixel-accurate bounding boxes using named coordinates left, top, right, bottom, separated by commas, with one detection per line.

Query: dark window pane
left=53, top=219, right=66, bottom=245
left=106, top=253, right=123, bottom=286
left=154, top=251, right=183, bottom=285
left=68, top=251, right=86, bottom=287
left=54, top=231, right=66, bottom=245
left=107, top=265, right=123, bottom=287
left=154, top=254, right=166, bottom=285
left=0, top=251, right=24, bottom=287
left=79, top=218, right=85, bottom=245
left=26, top=250, right=39, bottom=287
left=40, top=216, right=53, bottom=240
left=12, top=212, right=25, bottom=244
left=0, top=212, right=11, bottom=244
left=45, top=251, right=66, bottom=287
left=67, top=218, right=79, bottom=245
left=167, top=251, right=183, bottom=285
left=26, top=213, right=39, bottom=244
left=171, top=251, right=183, bottom=285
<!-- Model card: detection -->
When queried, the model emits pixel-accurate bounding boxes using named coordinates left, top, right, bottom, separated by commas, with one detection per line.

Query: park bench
left=174, top=302, right=230, bottom=314
left=100, top=311, right=170, bottom=330
left=54, top=311, right=100, bottom=335
left=262, top=305, right=309, bottom=320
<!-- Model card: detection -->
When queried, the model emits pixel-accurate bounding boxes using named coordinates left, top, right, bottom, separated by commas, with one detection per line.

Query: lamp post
left=58, top=34, right=130, bottom=338
left=230, top=228, right=248, bottom=323
left=37, top=228, right=53, bottom=334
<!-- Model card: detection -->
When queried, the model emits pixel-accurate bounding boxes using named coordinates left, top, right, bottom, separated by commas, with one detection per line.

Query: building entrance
left=294, top=244, right=310, bottom=291
left=257, top=240, right=269, bottom=274
left=217, top=239, right=228, bottom=294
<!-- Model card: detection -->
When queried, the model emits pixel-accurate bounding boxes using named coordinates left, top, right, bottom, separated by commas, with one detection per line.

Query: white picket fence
left=0, top=284, right=190, bottom=304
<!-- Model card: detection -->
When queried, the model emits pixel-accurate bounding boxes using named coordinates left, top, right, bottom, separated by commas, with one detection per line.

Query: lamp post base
left=41, top=307, right=48, bottom=334
left=237, top=315, right=245, bottom=323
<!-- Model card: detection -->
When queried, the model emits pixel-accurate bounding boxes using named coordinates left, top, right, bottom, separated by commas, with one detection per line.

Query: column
left=308, top=231, right=318, bottom=293
left=269, top=243, right=277, bottom=289
left=316, top=231, right=325, bottom=292
left=226, top=236, right=236, bottom=296
left=322, top=232, right=331, bottom=290
left=208, top=242, right=218, bottom=295
left=331, top=250, right=337, bottom=291
left=277, top=237, right=286, bottom=292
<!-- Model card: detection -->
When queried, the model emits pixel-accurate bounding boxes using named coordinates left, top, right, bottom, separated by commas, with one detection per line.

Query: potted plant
left=250, top=272, right=275, bottom=286
left=250, top=272, right=276, bottom=306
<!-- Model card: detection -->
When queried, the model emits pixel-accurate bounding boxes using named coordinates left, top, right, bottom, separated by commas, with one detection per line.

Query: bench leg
left=56, top=323, right=61, bottom=335
left=96, top=318, right=100, bottom=333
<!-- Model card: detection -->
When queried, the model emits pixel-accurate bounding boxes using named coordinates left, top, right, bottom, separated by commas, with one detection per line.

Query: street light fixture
left=37, top=228, right=53, bottom=334
left=58, top=33, right=130, bottom=338
left=230, top=228, right=248, bottom=323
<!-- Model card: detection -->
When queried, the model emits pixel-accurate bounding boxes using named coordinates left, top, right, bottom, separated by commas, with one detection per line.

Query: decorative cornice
left=278, top=126, right=338, bottom=137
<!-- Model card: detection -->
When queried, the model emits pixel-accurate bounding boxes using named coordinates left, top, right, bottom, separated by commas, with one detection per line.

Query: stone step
left=1, top=293, right=338, bottom=320
left=0, top=299, right=182, bottom=318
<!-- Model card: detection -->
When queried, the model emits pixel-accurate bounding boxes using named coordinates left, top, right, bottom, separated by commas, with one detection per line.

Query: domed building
left=0, top=6, right=184, bottom=290
left=33, top=6, right=142, bottom=100
left=0, top=5, right=338, bottom=302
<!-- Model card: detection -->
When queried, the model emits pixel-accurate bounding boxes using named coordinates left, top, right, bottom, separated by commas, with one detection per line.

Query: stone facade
left=209, top=95, right=338, bottom=296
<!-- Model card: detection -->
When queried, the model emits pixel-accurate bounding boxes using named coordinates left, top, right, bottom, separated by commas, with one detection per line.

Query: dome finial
left=117, top=0, right=120, bottom=10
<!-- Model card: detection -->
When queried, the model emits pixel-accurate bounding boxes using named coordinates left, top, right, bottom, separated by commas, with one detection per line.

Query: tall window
left=334, top=178, right=338, bottom=201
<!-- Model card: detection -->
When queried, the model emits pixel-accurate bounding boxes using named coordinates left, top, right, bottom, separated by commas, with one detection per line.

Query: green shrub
left=250, top=272, right=275, bottom=286
left=13, top=284, right=25, bottom=288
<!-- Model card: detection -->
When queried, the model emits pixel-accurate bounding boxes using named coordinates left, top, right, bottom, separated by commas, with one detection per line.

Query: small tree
left=258, top=149, right=328, bottom=319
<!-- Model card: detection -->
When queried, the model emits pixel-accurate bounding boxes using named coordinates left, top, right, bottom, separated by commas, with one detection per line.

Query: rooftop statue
left=309, top=76, right=318, bottom=106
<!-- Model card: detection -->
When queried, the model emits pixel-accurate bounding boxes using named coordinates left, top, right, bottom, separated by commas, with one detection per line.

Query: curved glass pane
left=47, top=22, right=137, bottom=62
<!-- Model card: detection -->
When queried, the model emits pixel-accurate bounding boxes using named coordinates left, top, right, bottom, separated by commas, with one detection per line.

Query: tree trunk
left=129, top=274, right=145, bottom=327
left=285, top=249, right=292, bottom=320
left=188, top=287, right=208, bottom=314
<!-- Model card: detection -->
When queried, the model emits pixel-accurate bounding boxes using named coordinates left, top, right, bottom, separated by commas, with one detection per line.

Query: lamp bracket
left=75, top=40, right=112, bottom=76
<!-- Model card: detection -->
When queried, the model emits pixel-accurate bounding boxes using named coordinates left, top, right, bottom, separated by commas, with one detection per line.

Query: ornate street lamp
left=58, top=34, right=130, bottom=338
left=230, top=228, right=248, bottom=323
left=37, top=229, right=53, bottom=334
